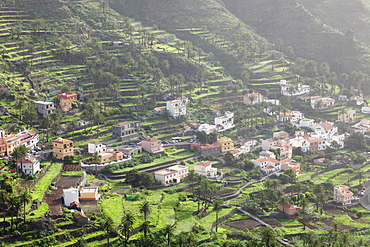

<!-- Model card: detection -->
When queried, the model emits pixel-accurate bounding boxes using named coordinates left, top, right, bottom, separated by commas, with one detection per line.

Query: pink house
left=142, top=138, right=164, bottom=154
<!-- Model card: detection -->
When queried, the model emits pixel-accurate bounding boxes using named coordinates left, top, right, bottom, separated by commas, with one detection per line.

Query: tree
left=300, top=197, right=309, bottom=211
left=101, top=216, right=114, bottom=246
left=139, top=200, right=151, bottom=222
left=0, top=190, right=9, bottom=231
left=68, top=120, right=79, bottom=138
left=12, top=145, right=28, bottom=174
left=163, top=223, right=176, bottom=245
left=213, top=198, right=223, bottom=232
left=19, top=187, right=32, bottom=225
left=344, top=132, right=366, bottom=151
left=120, top=212, right=135, bottom=246
left=92, top=152, right=99, bottom=175
left=23, top=105, right=38, bottom=128
left=278, top=196, right=292, bottom=214
left=141, top=220, right=151, bottom=238
left=260, top=226, right=277, bottom=247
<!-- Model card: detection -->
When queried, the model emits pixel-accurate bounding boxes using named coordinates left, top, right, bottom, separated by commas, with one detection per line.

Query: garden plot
left=43, top=176, right=81, bottom=215
left=226, top=218, right=261, bottom=230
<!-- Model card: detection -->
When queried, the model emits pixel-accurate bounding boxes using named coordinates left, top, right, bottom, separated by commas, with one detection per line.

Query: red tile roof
left=195, top=161, right=212, bottom=167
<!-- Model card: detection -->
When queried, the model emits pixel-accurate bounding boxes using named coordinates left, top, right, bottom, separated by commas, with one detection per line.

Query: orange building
left=57, top=93, right=78, bottom=112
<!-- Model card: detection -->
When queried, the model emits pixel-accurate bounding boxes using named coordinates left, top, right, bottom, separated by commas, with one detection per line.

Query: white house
left=198, top=123, right=217, bottom=134
left=271, top=144, right=293, bottom=159
left=259, top=150, right=276, bottom=159
left=252, top=157, right=281, bottom=174
left=215, top=111, right=234, bottom=131
left=16, top=155, right=40, bottom=175
left=245, top=139, right=257, bottom=147
left=328, top=134, right=345, bottom=149
left=280, top=80, right=310, bottom=96
left=289, top=111, right=304, bottom=123
left=297, top=118, right=315, bottom=128
left=310, top=96, right=335, bottom=109
left=88, top=141, right=107, bottom=154
left=154, top=165, right=189, bottom=185
left=166, top=97, right=188, bottom=118
left=310, top=122, right=338, bottom=140
left=194, top=161, right=218, bottom=178
left=63, top=188, right=79, bottom=206
left=333, top=185, right=354, bottom=205
left=350, top=119, right=370, bottom=134
left=243, top=92, right=264, bottom=105
left=350, top=96, right=364, bottom=106
left=361, top=107, right=370, bottom=114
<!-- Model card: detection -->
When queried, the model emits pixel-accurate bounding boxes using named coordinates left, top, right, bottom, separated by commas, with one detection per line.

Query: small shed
left=74, top=213, right=89, bottom=225
left=80, top=186, right=99, bottom=200
left=63, top=188, right=79, bottom=206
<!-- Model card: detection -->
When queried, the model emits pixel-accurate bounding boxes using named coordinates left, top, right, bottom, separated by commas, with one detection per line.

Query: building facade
left=142, top=138, right=164, bottom=154
left=16, top=155, right=40, bottom=175
left=112, top=122, right=135, bottom=138
left=333, top=185, right=354, bottom=205
left=88, top=141, right=106, bottom=154
left=217, top=137, right=234, bottom=153
left=34, top=101, right=55, bottom=118
left=338, top=109, right=356, bottom=123
left=52, top=137, right=74, bottom=160
left=194, top=161, right=218, bottom=178
left=97, top=151, right=125, bottom=164
left=166, top=98, right=187, bottom=118
left=154, top=165, right=189, bottom=185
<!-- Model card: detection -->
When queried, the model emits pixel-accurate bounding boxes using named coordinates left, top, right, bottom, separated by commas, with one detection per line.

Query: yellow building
left=52, top=137, right=74, bottom=160
left=5, top=135, right=20, bottom=156
left=97, top=151, right=124, bottom=164
left=59, top=99, right=73, bottom=112
left=217, top=137, right=234, bottom=153
left=338, top=109, right=356, bottom=123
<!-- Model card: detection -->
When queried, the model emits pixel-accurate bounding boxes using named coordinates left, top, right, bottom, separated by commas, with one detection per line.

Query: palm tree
left=120, top=212, right=135, bottom=246
left=260, top=226, right=277, bottom=247
left=12, top=145, right=28, bottom=174
left=248, top=94, right=256, bottom=105
left=213, top=198, right=223, bottom=232
left=139, top=200, right=151, bottom=222
left=92, top=152, right=99, bottom=175
left=8, top=195, right=20, bottom=230
left=101, top=216, right=114, bottom=246
left=163, top=223, right=176, bottom=245
left=278, top=196, right=292, bottom=214
left=19, top=187, right=32, bottom=225
left=141, top=220, right=150, bottom=238
left=69, top=120, right=79, bottom=138
left=0, top=190, right=9, bottom=231
left=300, top=197, right=309, bottom=211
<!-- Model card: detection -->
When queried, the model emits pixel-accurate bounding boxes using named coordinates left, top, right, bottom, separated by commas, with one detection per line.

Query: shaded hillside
left=222, top=0, right=370, bottom=74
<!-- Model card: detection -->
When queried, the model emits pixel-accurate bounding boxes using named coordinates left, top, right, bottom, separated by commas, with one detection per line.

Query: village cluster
left=1, top=79, right=368, bottom=211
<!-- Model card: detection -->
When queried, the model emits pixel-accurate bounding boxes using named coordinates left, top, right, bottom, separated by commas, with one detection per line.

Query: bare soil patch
left=262, top=218, right=282, bottom=227
left=217, top=188, right=236, bottom=197
left=305, top=223, right=318, bottom=230
left=226, top=219, right=261, bottom=230
left=319, top=217, right=357, bottom=231
left=43, top=176, right=81, bottom=215
left=323, top=206, right=346, bottom=215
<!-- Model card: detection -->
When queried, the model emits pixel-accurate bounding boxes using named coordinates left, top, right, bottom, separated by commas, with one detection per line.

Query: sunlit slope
left=222, top=0, right=370, bottom=74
